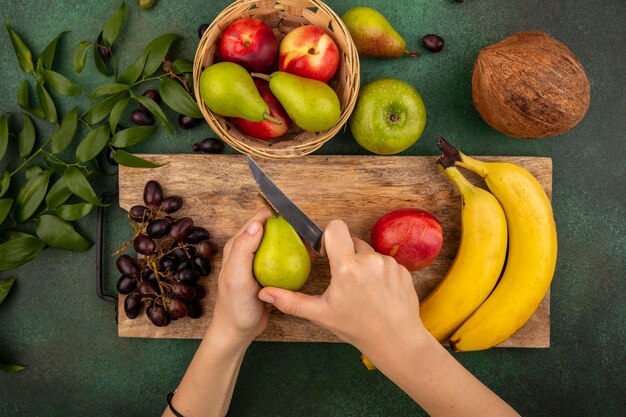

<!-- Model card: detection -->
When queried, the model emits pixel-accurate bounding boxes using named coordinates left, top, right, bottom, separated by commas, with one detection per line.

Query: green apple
left=349, top=78, right=426, bottom=154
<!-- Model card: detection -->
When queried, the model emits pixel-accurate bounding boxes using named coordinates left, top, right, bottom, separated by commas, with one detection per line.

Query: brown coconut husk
left=472, top=31, right=590, bottom=139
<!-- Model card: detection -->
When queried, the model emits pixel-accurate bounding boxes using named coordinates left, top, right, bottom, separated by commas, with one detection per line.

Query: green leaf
left=55, top=203, right=93, bottom=221
left=46, top=177, right=72, bottom=208
left=36, top=81, right=57, bottom=124
left=159, top=77, right=202, bottom=119
left=92, top=83, right=129, bottom=99
left=0, top=114, right=8, bottom=160
left=93, top=44, right=112, bottom=76
left=113, top=149, right=162, bottom=168
left=142, top=33, right=179, bottom=77
left=18, top=113, right=35, bottom=157
left=73, top=41, right=91, bottom=74
left=102, top=1, right=127, bottom=47
left=109, top=97, right=129, bottom=134
left=0, top=234, right=45, bottom=270
left=134, top=95, right=173, bottom=134
left=0, top=363, right=26, bottom=373
left=84, top=93, right=126, bottom=125
left=76, top=125, right=110, bottom=162
left=118, top=55, right=146, bottom=85
left=17, top=79, right=29, bottom=112
left=39, top=30, right=69, bottom=70
left=5, top=20, right=34, bottom=74
left=172, top=58, right=193, bottom=74
left=25, top=165, right=42, bottom=179
left=35, top=214, right=92, bottom=251
left=0, top=198, right=13, bottom=224
left=110, top=125, right=157, bottom=148
left=63, top=167, right=106, bottom=207
left=49, top=107, right=78, bottom=154
left=0, top=278, right=16, bottom=304
left=0, top=172, right=10, bottom=198
left=42, top=70, right=81, bottom=97
left=14, top=170, right=52, bottom=223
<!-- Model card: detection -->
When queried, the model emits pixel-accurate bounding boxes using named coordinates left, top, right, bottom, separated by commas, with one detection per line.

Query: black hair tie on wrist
left=167, top=391, right=186, bottom=417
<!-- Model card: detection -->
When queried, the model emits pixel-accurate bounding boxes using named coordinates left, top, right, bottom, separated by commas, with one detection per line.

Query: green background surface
left=0, top=0, right=624, bottom=416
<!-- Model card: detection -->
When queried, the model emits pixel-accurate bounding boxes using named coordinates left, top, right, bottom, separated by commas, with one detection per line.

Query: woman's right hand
left=258, top=219, right=428, bottom=357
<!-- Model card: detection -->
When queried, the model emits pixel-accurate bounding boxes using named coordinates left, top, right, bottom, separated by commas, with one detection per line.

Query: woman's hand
left=209, top=207, right=273, bottom=347
left=257, top=219, right=427, bottom=356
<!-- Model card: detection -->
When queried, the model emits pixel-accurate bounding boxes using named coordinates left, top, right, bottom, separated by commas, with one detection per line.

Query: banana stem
left=250, top=72, right=271, bottom=81
left=436, top=136, right=489, bottom=177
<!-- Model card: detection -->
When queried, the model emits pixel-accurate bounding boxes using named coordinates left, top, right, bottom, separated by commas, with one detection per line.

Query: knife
left=247, top=156, right=325, bottom=254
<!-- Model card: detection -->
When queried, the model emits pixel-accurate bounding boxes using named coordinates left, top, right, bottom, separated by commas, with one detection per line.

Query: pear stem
left=405, top=49, right=421, bottom=57
left=250, top=72, right=271, bottom=81
left=263, top=113, right=282, bottom=125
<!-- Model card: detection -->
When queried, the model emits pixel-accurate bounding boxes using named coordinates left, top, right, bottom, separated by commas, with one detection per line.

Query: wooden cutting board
left=118, top=154, right=552, bottom=348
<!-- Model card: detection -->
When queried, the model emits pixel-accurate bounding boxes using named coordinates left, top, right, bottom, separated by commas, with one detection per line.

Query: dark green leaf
left=76, top=125, right=110, bottom=162
left=110, top=125, right=157, bottom=148
left=92, top=83, right=129, bottom=99
left=39, top=30, right=69, bottom=70
left=17, top=79, right=30, bottom=112
left=36, top=81, right=57, bottom=124
left=35, top=214, right=92, bottom=251
left=18, top=113, right=35, bottom=157
left=84, top=93, right=126, bottom=125
left=14, top=170, right=52, bottom=223
left=55, top=203, right=93, bottom=221
left=0, top=172, right=10, bottom=198
left=93, top=44, right=112, bottom=76
left=102, top=1, right=127, bottom=47
left=134, top=95, right=173, bottom=134
left=118, top=55, right=146, bottom=85
left=113, top=149, right=162, bottom=168
left=0, top=278, right=16, bottom=304
left=46, top=177, right=72, bottom=208
left=5, top=20, right=34, bottom=74
left=142, top=33, right=179, bottom=78
left=0, top=198, right=13, bottom=224
left=73, top=41, right=91, bottom=74
left=42, top=70, right=81, bottom=97
left=63, top=167, right=106, bottom=207
left=0, top=234, right=45, bottom=270
left=172, top=59, right=193, bottom=74
left=159, top=77, right=202, bottom=119
left=0, top=363, right=26, bottom=373
left=109, top=97, right=129, bottom=134
left=0, top=114, right=8, bottom=160
left=49, top=107, right=78, bottom=154
left=25, top=165, right=42, bottom=179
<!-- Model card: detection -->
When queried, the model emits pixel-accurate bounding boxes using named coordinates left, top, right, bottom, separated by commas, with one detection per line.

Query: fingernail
left=246, top=221, right=260, bottom=235
left=258, top=292, right=275, bottom=304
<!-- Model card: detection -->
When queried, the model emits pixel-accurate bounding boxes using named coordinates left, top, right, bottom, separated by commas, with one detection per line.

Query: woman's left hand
left=208, top=208, right=273, bottom=346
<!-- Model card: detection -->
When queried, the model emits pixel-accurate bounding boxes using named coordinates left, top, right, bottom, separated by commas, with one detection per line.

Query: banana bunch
left=427, top=137, right=558, bottom=352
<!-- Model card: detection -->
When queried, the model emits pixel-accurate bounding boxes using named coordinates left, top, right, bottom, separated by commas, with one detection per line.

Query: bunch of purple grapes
left=116, top=180, right=218, bottom=327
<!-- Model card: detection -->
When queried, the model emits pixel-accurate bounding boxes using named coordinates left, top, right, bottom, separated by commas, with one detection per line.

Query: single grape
left=161, top=196, right=183, bottom=213
left=143, top=89, right=161, bottom=103
left=166, top=298, right=188, bottom=319
left=170, top=246, right=189, bottom=261
left=147, top=305, right=171, bottom=327
left=117, top=276, right=137, bottom=294
left=178, top=115, right=202, bottom=129
left=143, top=180, right=163, bottom=206
left=129, top=205, right=149, bottom=222
left=138, top=281, right=157, bottom=298
left=131, top=109, right=154, bottom=125
left=192, top=138, right=223, bottom=154
left=173, top=283, right=195, bottom=302
left=116, top=254, right=138, bottom=277
left=160, top=256, right=178, bottom=272
left=124, top=293, right=142, bottom=319
left=197, top=241, right=218, bottom=258
left=177, top=268, right=201, bottom=284
left=193, top=256, right=212, bottom=277
left=198, top=23, right=210, bottom=39
left=186, top=301, right=202, bottom=318
left=192, top=285, right=206, bottom=301
left=186, top=227, right=210, bottom=244
left=133, top=234, right=156, bottom=255
left=147, top=219, right=171, bottom=239
left=169, top=217, right=194, bottom=241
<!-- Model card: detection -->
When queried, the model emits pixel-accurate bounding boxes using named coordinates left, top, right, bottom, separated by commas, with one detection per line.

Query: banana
left=419, top=164, right=508, bottom=342
left=438, top=137, right=558, bottom=352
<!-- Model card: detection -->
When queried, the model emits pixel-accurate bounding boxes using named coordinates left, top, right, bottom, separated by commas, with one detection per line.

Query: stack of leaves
left=0, top=1, right=202, bottom=271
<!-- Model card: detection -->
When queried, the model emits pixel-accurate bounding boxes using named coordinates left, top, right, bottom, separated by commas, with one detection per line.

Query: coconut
left=472, top=32, right=590, bottom=139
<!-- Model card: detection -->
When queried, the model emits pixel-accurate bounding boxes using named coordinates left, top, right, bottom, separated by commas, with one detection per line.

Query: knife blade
left=247, top=156, right=324, bottom=253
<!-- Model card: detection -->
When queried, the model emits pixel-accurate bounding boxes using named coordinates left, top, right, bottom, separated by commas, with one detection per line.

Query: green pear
left=265, top=71, right=341, bottom=132
left=253, top=214, right=311, bottom=291
left=342, top=7, right=417, bottom=58
left=200, top=62, right=279, bottom=123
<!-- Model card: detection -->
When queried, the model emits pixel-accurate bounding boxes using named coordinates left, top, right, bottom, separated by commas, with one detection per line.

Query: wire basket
left=193, top=0, right=360, bottom=159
